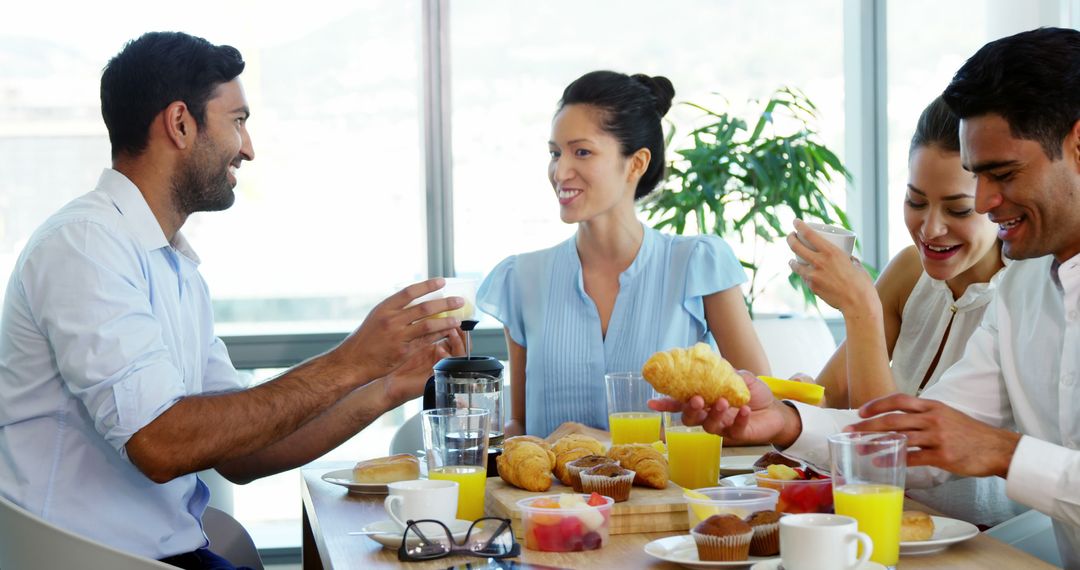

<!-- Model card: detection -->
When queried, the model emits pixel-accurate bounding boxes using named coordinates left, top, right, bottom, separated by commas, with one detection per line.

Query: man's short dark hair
left=942, top=27, right=1080, bottom=159
left=100, top=31, right=245, bottom=159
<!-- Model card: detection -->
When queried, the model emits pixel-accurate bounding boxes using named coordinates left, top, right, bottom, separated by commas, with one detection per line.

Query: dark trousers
left=158, top=548, right=253, bottom=570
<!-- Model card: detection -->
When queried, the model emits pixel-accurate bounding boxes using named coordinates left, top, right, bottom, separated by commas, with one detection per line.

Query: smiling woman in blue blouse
left=478, top=71, right=770, bottom=438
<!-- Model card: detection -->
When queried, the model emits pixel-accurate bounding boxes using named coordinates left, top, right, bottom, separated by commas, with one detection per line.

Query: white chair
left=0, top=495, right=263, bottom=570
left=203, top=506, right=264, bottom=569
left=0, top=494, right=174, bottom=569
left=984, top=509, right=1064, bottom=567
left=751, top=314, right=837, bottom=379
left=389, top=411, right=423, bottom=456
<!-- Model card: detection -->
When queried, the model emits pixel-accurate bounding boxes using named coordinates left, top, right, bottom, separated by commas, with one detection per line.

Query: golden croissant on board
left=607, top=444, right=668, bottom=489
left=641, top=342, right=750, bottom=407
left=497, top=436, right=556, bottom=492
left=550, top=434, right=605, bottom=486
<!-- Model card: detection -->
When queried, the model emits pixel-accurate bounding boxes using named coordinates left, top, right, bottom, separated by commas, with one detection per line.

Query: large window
left=1, top=0, right=427, bottom=334
left=451, top=0, right=847, bottom=315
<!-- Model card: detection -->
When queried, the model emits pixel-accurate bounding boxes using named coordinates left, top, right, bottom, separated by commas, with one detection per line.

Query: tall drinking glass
left=664, top=412, right=722, bottom=489
left=423, top=408, right=490, bottom=521
left=828, top=432, right=907, bottom=569
left=604, top=372, right=660, bottom=445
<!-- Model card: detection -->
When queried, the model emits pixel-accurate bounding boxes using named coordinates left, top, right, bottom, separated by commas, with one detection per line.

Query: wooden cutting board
left=484, top=476, right=690, bottom=537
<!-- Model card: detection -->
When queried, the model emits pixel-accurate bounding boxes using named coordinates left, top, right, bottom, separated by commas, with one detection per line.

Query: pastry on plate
left=352, top=454, right=419, bottom=484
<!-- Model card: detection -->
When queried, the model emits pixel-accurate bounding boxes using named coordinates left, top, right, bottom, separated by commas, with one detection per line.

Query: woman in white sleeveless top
left=788, top=97, right=1026, bottom=527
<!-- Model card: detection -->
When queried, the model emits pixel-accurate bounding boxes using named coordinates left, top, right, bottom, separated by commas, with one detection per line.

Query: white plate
left=718, top=473, right=757, bottom=487
left=720, top=455, right=762, bottom=475
left=899, top=515, right=979, bottom=555
left=321, top=469, right=389, bottom=495
left=357, top=519, right=472, bottom=549
left=643, top=535, right=778, bottom=569
left=750, top=560, right=886, bottom=569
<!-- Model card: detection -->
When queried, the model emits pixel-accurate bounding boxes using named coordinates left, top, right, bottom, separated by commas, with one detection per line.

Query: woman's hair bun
left=631, top=74, right=675, bottom=116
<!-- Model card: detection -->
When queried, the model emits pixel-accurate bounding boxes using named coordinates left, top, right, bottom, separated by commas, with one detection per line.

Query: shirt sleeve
left=202, top=336, right=246, bottom=393
left=20, top=222, right=186, bottom=455
left=683, top=235, right=748, bottom=330
left=476, top=255, right=526, bottom=347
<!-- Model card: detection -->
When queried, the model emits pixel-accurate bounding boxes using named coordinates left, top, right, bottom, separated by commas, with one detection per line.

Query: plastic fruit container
left=517, top=493, right=614, bottom=552
left=683, top=486, right=779, bottom=527
left=754, top=471, right=834, bottom=514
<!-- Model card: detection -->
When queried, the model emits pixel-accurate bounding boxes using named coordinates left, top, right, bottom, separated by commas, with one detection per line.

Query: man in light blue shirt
left=0, top=31, right=465, bottom=568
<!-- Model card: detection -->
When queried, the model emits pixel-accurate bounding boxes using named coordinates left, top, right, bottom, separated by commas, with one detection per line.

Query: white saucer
left=357, top=519, right=472, bottom=549
left=750, top=560, right=886, bottom=569
left=718, top=473, right=757, bottom=487
left=899, top=515, right=979, bottom=555
left=321, top=469, right=390, bottom=495
left=643, top=534, right=778, bottom=569
left=720, top=455, right=762, bottom=475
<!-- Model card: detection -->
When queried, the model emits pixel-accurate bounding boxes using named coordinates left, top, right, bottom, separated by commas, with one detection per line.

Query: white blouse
left=890, top=264, right=1026, bottom=527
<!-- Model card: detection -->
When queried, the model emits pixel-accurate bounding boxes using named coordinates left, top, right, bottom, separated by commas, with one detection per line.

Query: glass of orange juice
left=422, top=408, right=490, bottom=521
left=604, top=372, right=661, bottom=445
left=828, top=432, right=907, bottom=569
left=664, top=412, right=722, bottom=489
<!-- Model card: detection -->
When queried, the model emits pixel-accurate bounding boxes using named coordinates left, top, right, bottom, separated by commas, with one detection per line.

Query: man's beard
left=171, top=136, right=237, bottom=215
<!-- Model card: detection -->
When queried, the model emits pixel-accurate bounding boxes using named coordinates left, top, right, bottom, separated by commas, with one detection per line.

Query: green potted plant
left=642, top=87, right=861, bottom=315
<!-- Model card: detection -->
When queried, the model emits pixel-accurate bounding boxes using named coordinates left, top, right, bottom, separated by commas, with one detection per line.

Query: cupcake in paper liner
left=578, top=463, right=635, bottom=502
left=691, top=514, right=753, bottom=561
left=566, top=455, right=618, bottom=492
left=745, top=510, right=781, bottom=556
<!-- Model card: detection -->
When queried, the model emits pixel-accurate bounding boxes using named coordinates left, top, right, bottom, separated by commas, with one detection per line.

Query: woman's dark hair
left=558, top=70, right=675, bottom=199
left=942, top=27, right=1080, bottom=160
left=910, top=96, right=960, bottom=155
left=100, top=31, right=245, bottom=159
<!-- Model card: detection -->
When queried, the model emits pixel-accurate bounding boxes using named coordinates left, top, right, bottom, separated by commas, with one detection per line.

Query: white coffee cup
left=780, top=513, right=873, bottom=570
left=795, top=221, right=857, bottom=264
left=384, top=479, right=459, bottom=530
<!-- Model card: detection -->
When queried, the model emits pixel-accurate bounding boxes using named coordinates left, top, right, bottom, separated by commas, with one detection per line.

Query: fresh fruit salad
left=517, top=493, right=614, bottom=552
left=754, top=464, right=834, bottom=514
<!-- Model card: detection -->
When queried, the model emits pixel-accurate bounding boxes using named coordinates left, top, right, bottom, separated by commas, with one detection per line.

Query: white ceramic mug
left=780, top=513, right=873, bottom=570
left=383, top=479, right=459, bottom=530
left=795, top=221, right=857, bottom=264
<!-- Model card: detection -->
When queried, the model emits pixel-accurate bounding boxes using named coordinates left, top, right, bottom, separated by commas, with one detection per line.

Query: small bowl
left=754, top=471, right=834, bottom=514
left=517, top=494, right=614, bottom=552
left=683, top=486, right=779, bottom=527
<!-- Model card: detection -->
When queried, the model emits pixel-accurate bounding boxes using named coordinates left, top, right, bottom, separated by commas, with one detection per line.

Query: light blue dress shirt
left=477, top=224, right=746, bottom=437
left=0, top=169, right=245, bottom=559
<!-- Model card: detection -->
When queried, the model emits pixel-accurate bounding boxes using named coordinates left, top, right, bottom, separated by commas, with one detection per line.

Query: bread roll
left=352, top=454, right=420, bottom=484
left=900, top=510, right=934, bottom=542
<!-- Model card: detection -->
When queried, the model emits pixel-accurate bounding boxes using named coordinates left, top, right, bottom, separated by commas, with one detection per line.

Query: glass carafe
left=433, top=356, right=504, bottom=448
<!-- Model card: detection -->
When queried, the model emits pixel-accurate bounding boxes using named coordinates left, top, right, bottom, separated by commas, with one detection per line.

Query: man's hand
left=375, top=327, right=466, bottom=408
left=648, top=371, right=803, bottom=446
left=848, top=393, right=1022, bottom=478
left=332, top=278, right=465, bottom=382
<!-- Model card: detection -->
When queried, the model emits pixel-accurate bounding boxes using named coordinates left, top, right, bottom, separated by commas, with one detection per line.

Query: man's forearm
left=214, top=379, right=397, bottom=483
left=126, top=353, right=362, bottom=483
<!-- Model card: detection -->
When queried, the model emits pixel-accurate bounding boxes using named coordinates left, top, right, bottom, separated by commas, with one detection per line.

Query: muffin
left=566, top=455, right=618, bottom=492
left=745, top=510, right=782, bottom=556
left=691, top=514, right=753, bottom=561
left=578, top=463, right=635, bottom=502
left=901, top=510, right=935, bottom=541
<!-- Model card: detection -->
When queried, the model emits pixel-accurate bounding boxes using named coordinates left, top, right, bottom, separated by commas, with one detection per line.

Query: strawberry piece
left=586, top=492, right=606, bottom=506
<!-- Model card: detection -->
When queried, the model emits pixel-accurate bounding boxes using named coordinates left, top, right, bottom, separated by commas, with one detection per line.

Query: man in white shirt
left=653, top=27, right=1080, bottom=568
left=0, top=32, right=465, bottom=569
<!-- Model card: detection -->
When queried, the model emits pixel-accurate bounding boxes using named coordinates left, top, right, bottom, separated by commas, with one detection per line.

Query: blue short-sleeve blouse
left=476, top=224, right=746, bottom=436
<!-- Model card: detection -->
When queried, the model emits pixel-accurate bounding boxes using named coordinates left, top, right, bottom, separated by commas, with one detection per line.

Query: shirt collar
left=1051, top=251, right=1080, bottom=292
left=96, top=168, right=202, bottom=265
left=97, top=169, right=169, bottom=252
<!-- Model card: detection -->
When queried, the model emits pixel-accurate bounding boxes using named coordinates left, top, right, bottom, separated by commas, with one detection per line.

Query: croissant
left=607, top=444, right=668, bottom=489
left=642, top=343, right=749, bottom=407
left=496, top=436, right=556, bottom=492
left=550, top=434, right=605, bottom=486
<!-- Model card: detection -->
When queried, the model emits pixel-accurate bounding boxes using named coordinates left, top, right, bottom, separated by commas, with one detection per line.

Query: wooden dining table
left=300, top=446, right=1058, bottom=570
